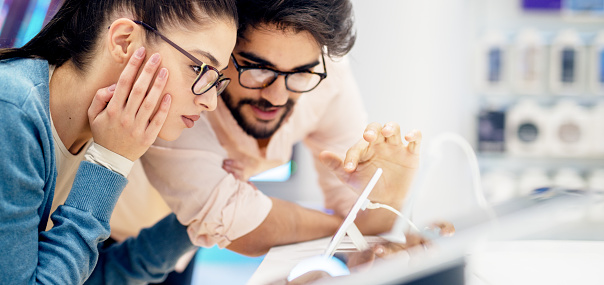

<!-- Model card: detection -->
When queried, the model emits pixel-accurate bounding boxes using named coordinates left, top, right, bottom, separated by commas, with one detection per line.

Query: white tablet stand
left=287, top=168, right=384, bottom=282
left=323, top=168, right=383, bottom=258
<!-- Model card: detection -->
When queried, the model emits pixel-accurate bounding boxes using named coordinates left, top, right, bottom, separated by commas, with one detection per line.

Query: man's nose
left=260, top=75, right=290, bottom=106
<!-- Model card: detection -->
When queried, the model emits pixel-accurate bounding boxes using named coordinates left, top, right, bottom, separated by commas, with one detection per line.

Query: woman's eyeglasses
left=230, top=54, right=327, bottom=93
left=133, top=20, right=230, bottom=96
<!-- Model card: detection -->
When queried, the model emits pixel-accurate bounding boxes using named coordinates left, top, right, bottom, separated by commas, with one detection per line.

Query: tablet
left=313, top=187, right=594, bottom=285
left=323, top=168, right=383, bottom=258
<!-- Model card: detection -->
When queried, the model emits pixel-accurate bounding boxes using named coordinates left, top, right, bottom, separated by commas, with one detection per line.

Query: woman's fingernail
left=163, top=94, right=171, bottom=103
left=158, top=68, right=167, bottom=79
left=135, top=47, right=145, bottom=59
left=150, top=53, right=160, bottom=64
left=365, top=130, right=376, bottom=137
left=108, top=84, right=116, bottom=92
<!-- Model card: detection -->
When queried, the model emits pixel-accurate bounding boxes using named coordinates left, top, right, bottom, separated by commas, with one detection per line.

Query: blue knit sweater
left=0, top=57, right=127, bottom=283
left=0, top=58, right=196, bottom=284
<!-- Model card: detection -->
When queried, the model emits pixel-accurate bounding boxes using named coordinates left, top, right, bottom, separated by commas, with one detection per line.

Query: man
left=110, top=0, right=421, bottom=260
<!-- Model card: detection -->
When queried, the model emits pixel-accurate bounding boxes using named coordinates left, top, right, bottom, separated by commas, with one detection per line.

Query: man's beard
left=221, top=90, right=295, bottom=139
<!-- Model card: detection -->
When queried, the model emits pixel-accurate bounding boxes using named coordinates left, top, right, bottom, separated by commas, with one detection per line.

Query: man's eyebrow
left=238, top=51, right=320, bottom=71
left=190, top=49, right=221, bottom=68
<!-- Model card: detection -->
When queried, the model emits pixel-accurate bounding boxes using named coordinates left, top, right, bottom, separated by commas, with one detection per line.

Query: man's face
left=221, top=25, right=324, bottom=139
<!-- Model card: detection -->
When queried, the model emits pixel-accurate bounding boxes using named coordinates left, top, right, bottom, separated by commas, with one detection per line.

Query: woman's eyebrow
left=190, top=49, right=221, bottom=68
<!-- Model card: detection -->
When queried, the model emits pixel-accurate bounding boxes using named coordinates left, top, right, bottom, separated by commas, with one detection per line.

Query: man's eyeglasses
left=133, top=20, right=230, bottom=96
left=230, top=54, right=327, bottom=93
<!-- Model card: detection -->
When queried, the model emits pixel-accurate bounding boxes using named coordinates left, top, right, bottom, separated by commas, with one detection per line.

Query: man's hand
left=319, top=122, right=421, bottom=234
left=320, top=122, right=421, bottom=205
left=222, top=159, right=246, bottom=180
left=347, top=222, right=454, bottom=270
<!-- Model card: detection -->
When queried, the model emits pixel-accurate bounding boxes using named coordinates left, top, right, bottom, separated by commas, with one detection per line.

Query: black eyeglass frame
left=132, top=20, right=229, bottom=96
left=230, top=53, right=328, bottom=93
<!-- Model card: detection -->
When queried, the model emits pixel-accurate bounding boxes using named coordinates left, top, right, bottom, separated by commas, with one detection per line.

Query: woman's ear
left=106, top=18, right=142, bottom=64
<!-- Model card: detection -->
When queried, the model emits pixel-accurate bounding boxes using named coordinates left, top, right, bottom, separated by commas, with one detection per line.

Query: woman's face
left=146, top=19, right=236, bottom=141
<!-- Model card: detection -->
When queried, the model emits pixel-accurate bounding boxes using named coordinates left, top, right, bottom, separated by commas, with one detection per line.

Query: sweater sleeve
left=85, top=213, right=197, bottom=285
left=37, top=162, right=127, bottom=284
left=0, top=99, right=127, bottom=284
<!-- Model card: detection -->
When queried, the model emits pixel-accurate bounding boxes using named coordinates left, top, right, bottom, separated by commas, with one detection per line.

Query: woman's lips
left=182, top=115, right=200, bottom=128
left=250, top=105, right=280, bottom=121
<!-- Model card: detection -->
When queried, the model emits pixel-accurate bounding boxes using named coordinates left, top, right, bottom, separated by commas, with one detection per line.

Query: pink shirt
left=110, top=57, right=367, bottom=248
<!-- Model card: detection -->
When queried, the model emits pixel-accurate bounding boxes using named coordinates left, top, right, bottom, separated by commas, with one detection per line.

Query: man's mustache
left=238, top=98, right=287, bottom=110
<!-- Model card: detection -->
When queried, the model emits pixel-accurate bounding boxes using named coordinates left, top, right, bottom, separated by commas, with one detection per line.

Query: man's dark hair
left=0, top=0, right=237, bottom=72
left=236, top=0, right=356, bottom=58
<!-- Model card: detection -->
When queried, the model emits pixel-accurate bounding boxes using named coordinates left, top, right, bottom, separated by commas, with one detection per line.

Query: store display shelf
left=477, top=152, right=604, bottom=170
left=478, top=94, right=604, bottom=106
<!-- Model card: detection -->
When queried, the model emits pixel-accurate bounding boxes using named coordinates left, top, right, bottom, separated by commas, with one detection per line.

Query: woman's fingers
left=145, top=94, right=171, bottom=141
left=109, top=46, right=146, bottom=109
left=88, top=84, right=115, bottom=121
left=88, top=48, right=172, bottom=162
left=125, top=53, right=162, bottom=117
left=135, top=67, right=168, bottom=127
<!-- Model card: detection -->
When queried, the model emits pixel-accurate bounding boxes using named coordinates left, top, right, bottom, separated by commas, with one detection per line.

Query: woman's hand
left=88, top=47, right=171, bottom=161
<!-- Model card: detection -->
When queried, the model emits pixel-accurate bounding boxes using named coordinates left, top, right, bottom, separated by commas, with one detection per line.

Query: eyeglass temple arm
left=320, top=53, right=327, bottom=76
left=133, top=20, right=205, bottom=67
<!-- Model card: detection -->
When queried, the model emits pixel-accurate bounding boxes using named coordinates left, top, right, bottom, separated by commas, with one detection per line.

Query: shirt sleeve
left=85, top=142, right=134, bottom=177
left=0, top=100, right=127, bottom=284
left=303, top=57, right=369, bottom=217
left=141, top=117, right=272, bottom=248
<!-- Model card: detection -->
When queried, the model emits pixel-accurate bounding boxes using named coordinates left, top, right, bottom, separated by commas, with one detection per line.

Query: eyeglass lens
left=193, top=68, right=219, bottom=94
left=286, top=73, right=322, bottom=91
left=215, top=79, right=230, bottom=95
left=240, top=69, right=323, bottom=92
left=193, top=69, right=230, bottom=95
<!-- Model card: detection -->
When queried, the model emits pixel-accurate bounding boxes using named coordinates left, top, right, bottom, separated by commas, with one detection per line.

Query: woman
left=0, top=0, right=236, bottom=283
